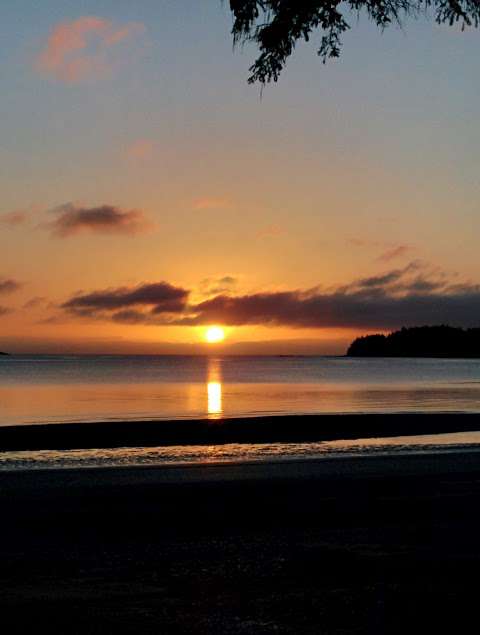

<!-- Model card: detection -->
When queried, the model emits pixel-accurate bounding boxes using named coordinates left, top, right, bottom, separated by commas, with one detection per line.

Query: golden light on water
left=207, top=381, right=222, bottom=416
left=207, top=357, right=223, bottom=418
left=205, top=326, right=225, bottom=343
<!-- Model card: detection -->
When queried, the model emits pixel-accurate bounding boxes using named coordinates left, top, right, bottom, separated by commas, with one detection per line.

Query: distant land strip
left=348, top=326, right=480, bottom=357
left=1, top=413, right=480, bottom=452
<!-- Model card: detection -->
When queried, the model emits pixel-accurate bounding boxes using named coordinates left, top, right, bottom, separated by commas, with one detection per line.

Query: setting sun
left=205, top=326, right=225, bottom=343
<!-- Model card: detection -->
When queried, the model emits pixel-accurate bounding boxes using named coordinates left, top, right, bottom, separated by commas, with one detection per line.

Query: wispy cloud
left=0, top=278, right=21, bottom=295
left=198, top=276, right=238, bottom=297
left=348, top=238, right=413, bottom=263
left=0, top=210, right=30, bottom=227
left=256, top=224, right=284, bottom=239
left=23, top=296, right=48, bottom=310
left=192, top=197, right=231, bottom=210
left=0, top=277, right=21, bottom=317
left=35, top=16, right=145, bottom=83
left=377, top=244, right=412, bottom=263
left=43, top=203, right=153, bottom=238
left=126, top=139, right=154, bottom=161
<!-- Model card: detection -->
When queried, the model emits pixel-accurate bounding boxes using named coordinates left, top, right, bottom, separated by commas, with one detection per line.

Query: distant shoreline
left=1, top=412, right=480, bottom=452
left=4, top=351, right=480, bottom=359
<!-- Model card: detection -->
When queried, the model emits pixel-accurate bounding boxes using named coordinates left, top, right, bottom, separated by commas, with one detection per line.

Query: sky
left=1, top=1, right=479, bottom=354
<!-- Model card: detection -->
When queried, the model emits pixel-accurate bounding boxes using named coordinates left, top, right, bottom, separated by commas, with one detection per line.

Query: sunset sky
left=1, top=1, right=479, bottom=354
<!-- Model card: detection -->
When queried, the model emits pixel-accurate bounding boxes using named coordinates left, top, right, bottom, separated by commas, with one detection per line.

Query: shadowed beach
left=2, top=449, right=480, bottom=633
left=2, top=412, right=480, bottom=451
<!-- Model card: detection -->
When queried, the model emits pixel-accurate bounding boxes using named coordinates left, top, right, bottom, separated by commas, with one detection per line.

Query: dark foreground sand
left=2, top=451, right=480, bottom=634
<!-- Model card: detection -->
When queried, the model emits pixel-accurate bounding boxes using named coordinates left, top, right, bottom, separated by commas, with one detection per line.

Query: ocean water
left=1, top=354, right=480, bottom=426
left=1, top=355, right=480, bottom=470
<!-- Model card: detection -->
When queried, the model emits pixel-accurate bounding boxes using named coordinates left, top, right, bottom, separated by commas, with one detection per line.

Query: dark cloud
left=356, top=270, right=407, bottom=289
left=180, top=262, right=480, bottom=330
left=352, top=262, right=421, bottom=291
left=401, top=277, right=444, bottom=294
left=0, top=306, right=12, bottom=316
left=44, top=203, right=152, bottom=237
left=111, top=310, right=149, bottom=324
left=181, top=290, right=480, bottom=329
left=0, top=278, right=21, bottom=295
left=340, top=262, right=451, bottom=298
left=60, top=262, right=480, bottom=331
left=63, top=282, right=189, bottom=321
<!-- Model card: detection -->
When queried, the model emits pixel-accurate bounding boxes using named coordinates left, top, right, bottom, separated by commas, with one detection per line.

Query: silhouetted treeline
left=230, top=1, right=480, bottom=84
left=347, top=326, right=480, bottom=358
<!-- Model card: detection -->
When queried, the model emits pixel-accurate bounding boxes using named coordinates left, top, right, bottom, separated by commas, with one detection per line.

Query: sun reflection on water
left=207, top=382, right=222, bottom=416
left=207, top=358, right=223, bottom=418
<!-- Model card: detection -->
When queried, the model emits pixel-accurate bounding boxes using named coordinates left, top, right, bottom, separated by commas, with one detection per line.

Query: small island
left=0, top=352, right=9, bottom=356
left=347, top=325, right=480, bottom=358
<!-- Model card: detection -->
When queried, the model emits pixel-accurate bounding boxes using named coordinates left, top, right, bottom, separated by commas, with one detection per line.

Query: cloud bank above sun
left=50, top=260, right=480, bottom=331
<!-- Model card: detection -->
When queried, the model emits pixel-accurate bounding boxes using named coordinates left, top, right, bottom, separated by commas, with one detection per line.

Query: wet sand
left=2, top=450, right=480, bottom=633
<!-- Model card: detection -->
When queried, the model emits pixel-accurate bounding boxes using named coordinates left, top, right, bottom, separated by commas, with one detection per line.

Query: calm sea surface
left=1, top=355, right=480, bottom=469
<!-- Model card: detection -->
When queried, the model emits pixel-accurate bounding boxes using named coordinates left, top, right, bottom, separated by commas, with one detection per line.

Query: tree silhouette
left=347, top=325, right=480, bottom=357
left=229, top=1, right=480, bottom=83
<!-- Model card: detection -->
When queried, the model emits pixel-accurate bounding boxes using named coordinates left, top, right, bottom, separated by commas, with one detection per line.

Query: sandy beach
left=2, top=449, right=480, bottom=633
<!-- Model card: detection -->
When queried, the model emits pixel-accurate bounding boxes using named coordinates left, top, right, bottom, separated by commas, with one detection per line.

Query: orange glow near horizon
left=3, top=3, right=480, bottom=358
left=205, top=326, right=225, bottom=343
